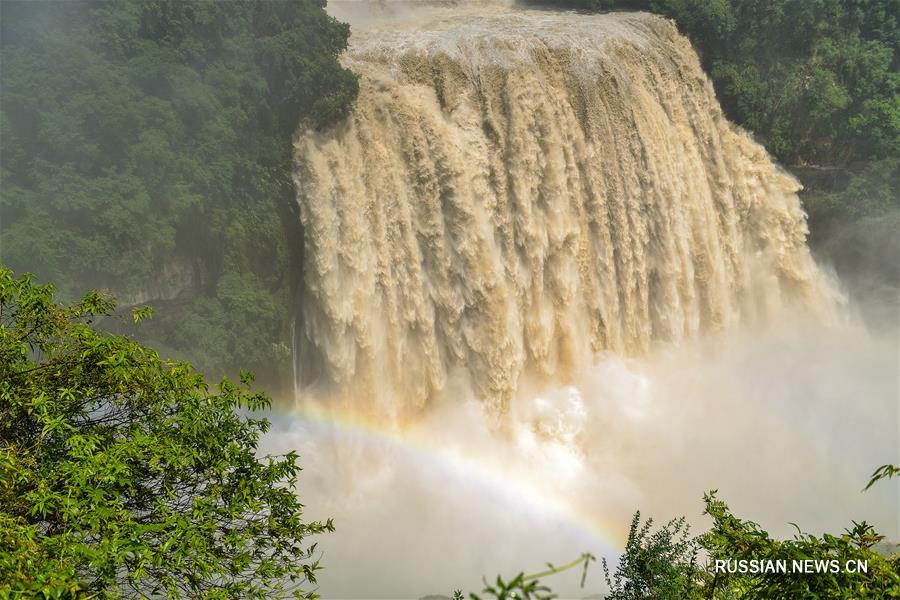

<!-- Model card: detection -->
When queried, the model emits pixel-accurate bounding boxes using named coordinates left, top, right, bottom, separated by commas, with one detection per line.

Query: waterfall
left=292, top=7, right=836, bottom=416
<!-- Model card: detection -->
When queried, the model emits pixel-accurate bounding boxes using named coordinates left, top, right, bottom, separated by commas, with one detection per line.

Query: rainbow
left=270, top=400, right=631, bottom=557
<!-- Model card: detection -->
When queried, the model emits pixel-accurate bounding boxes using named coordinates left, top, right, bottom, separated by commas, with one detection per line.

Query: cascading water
left=272, top=5, right=896, bottom=597
left=292, top=7, right=837, bottom=416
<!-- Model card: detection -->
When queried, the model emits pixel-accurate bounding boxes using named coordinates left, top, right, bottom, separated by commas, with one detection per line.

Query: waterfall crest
left=293, top=9, right=836, bottom=415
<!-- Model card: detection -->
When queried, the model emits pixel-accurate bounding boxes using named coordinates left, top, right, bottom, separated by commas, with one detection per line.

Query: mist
left=264, top=302, right=899, bottom=598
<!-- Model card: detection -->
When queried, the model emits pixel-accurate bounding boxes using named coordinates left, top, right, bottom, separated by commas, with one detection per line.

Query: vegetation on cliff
left=536, top=0, right=898, bottom=167
left=0, top=0, right=358, bottom=386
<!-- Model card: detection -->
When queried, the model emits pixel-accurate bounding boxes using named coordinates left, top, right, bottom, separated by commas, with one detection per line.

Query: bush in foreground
left=0, top=265, right=331, bottom=597
left=466, top=491, right=899, bottom=599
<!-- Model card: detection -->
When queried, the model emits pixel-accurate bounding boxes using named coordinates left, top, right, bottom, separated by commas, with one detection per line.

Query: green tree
left=602, top=513, right=703, bottom=599
left=0, top=265, right=332, bottom=597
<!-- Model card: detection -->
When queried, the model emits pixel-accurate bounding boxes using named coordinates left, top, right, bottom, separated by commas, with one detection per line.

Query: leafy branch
left=454, top=552, right=595, bottom=600
left=863, top=464, right=900, bottom=491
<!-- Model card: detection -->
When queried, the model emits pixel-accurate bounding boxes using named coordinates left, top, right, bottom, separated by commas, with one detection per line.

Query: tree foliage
left=649, top=0, right=899, bottom=167
left=0, top=266, right=332, bottom=597
left=603, top=513, right=703, bottom=599
left=700, top=491, right=900, bottom=598
left=593, top=492, right=899, bottom=599
left=803, top=156, right=900, bottom=230
left=0, top=0, right=358, bottom=385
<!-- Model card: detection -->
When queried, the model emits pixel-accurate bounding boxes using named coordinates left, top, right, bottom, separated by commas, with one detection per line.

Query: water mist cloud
left=264, top=313, right=898, bottom=598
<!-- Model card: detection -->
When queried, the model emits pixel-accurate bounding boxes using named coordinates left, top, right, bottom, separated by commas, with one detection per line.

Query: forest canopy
left=0, top=0, right=358, bottom=385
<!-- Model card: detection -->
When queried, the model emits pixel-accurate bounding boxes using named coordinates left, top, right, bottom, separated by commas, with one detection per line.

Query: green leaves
left=864, top=463, right=900, bottom=491
left=471, top=572, right=556, bottom=600
left=657, top=0, right=899, bottom=167
left=603, top=512, right=703, bottom=600
left=460, top=553, right=595, bottom=600
left=131, top=305, right=155, bottom=324
left=588, top=490, right=900, bottom=599
left=0, top=266, right=331, bottom=598
left=699, top=491, right=900, bottom=599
